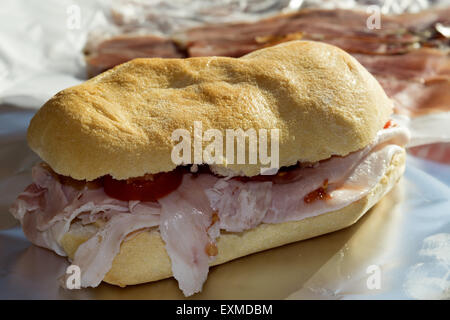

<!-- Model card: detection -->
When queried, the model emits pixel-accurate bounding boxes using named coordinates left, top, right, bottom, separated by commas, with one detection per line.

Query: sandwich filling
left=10, top=125, right=409, bottom=296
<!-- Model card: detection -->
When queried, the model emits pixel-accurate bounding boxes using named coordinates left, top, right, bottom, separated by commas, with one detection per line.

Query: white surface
left=0, top=0, right=109, bottom=108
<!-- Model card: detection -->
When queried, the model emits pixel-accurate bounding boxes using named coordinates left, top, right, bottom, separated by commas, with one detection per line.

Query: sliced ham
left=353, top=49, right=450, bottom=117
left=85, top=35, right=186, bottom=77
left=85, top=8, right=449, bottom=76
left=159, top=174, right=218, bottom=296
left=207, top=127, right=409, bottom=228
left=184, top=8, right=449, bottom=57
left=72, top=211, right=159, bottom=288
left=10, top=165, right=133, bottom=255
left=10, top=126, right=409, bottom=296
left=206, top=180, right=272, bottom=232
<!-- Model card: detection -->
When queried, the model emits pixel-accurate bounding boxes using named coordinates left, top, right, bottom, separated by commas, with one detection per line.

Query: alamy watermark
left=171, top=121, right=280, bottom=175
left=366, top=264, right=382, bottom=290
left=65, top=264, right=81, bottom=289
left=66, top=4, right=81, bottom=30
left=366, top=0, right=428, bottom=30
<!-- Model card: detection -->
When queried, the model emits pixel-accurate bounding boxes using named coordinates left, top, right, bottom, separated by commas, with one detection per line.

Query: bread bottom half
left=60, top=150, right=406, bottom=287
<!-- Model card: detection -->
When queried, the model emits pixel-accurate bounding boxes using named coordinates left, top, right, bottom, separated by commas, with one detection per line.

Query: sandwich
left=10, top=40, right=409, bottom=296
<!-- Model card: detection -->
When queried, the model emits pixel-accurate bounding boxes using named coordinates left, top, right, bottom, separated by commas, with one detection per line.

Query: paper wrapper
left=0, top=0, right=449, bottom=299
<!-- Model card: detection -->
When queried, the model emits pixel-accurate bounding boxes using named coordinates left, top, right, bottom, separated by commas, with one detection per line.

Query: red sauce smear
left=103, top=167, right=185, bottom=202
left=384, top=120, right=398, bottom=129
left=207, top=211, right=220, bottom=231
left=304, top=179, right=331, bottom=204
left=204, top=212, right=220, bottom=256
left=205, top=242, right=218, bottom=257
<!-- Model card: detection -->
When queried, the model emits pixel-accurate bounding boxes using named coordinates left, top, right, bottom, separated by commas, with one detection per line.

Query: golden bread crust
left=28, top=41, right=392, bottom=180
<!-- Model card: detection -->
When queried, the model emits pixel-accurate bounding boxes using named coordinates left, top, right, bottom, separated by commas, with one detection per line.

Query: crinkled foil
left=106, top=0, right=450, bottom=34
left=0, top=0, right=449, bottom=299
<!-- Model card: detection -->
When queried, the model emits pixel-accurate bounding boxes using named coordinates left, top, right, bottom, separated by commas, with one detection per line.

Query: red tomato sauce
left=102, top=168, right=185, bottom=202
left=303, top=179, right=331, bottom=204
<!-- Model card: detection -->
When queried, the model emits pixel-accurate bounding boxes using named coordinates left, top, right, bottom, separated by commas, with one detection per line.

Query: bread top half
left=27, top=40, right=392, bottom=180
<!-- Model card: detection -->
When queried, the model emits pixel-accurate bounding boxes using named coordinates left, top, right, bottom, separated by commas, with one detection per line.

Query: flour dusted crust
left=60, top=150, right=405, bottom=286
left=27, top=40, right=392, bottom=180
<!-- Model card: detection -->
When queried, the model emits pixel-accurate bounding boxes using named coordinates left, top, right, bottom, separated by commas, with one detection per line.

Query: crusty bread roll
left=13, top=40, right=407, bottom=295
left=60, top=150, right=405, bottom=287
left=27, top=40, right=392, bottom=180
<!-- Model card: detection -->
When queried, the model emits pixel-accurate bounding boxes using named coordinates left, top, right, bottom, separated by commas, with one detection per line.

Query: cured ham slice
left=183, top=8, right=449, bottom=57
left=73, top=211, right=159, bottom=287
left=206, top=180, right=272, bottom=232
left=85, top=8, right=449, bottom=76
left=84, top=35, right=185, bottom=77
left=159, top=174, right=218, bottom=296
left=353, top=49, right=450, bottom=117
left=208, top=127, right=409, bottom=228
left=11, top=165, right=139, bottom=255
